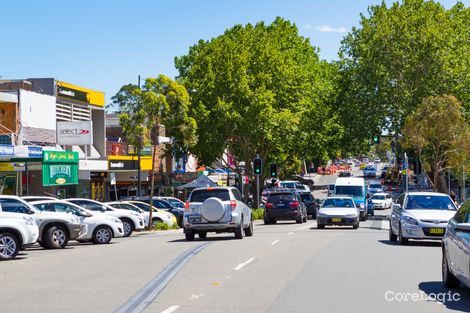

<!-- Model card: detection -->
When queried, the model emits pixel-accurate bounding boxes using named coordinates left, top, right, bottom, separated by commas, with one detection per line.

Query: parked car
left=316, top=196, right=360, bottom=229
left=0, top=212, right=39, bottom=260
left=106, top=201, right=176, bottom=227
left=157, top=197, right=185, bottom=209
left=264, top=190, right=307, bottom=224
left=442, top=199, right=470, bottom=288
left=66, top=198, right=144, bottom=237
left=279, top=181, right=309, bottom=192
left=369, top=193, right=393, bottom=210
left=134, top=197, right=185, bottom=226
left=389, top=192, right=457, bottom=245
left=367, top=182, right=384, bottom=195
left=183, top=187, right=253, bottom=240
left=298, top=191, right=316, bottom=218
left=31, top=200, right=124, bottom=244
left=22, top=196, right=57, bottom=202
left=0, top=196, right=81, bottom=249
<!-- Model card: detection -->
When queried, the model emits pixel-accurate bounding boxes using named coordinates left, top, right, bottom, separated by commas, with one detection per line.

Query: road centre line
left=271, top=240, right=280, bottom=246
left=288, top=232, right=294, bottom=235
left=114, top=242, right=211, bottom=313
left=161, top=305, right=180, bottom=313
left=234, top=257, right=255, bottom=270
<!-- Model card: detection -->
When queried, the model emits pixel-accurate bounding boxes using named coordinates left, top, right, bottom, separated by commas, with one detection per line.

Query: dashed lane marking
left=271, top=240, right=279, bottom=246
left=161, top=305, right=180, bottom=313
left=234, top=257, right=255, bottom=270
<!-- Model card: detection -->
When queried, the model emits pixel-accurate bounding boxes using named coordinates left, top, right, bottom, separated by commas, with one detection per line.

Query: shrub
left=251, top=208, right=264, bottom=220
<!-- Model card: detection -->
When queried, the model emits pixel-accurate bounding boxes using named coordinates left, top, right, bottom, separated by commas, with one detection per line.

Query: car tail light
left=230, top=200, right=237, bottom=210
left=266, top=203, right=273, bottom=209
left=184, top=201, right=190, bottom=212
left=289, top=201, right=299, bottom=208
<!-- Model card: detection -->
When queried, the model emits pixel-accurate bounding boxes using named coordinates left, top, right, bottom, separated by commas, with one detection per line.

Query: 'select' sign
left=57, top=121, right=93, bottom=145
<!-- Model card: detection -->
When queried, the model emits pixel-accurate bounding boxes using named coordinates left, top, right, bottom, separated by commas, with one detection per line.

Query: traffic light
left=373, top=136, right=380, bottom=144
left=270, top=163, right=277, bottom=178
left=253, top=158, right=262, bottom=175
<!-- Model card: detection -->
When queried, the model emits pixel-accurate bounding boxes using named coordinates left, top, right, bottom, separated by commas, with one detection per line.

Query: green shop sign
left=42, top=151, right=79, bottom=186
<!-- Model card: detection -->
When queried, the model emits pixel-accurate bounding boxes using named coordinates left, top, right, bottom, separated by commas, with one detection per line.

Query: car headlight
left=402, top=216, right=418, bottom=225
left=114, top=218, right=121, bottom=224
left=69, top=216, right=80, bottom=223
left=317, top=213, right=327, bottom=218
left=22, top=216, right=35, bottom=226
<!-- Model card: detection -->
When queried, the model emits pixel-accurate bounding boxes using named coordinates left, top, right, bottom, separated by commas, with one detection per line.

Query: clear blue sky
left=1, top=0, right=467, bottom=107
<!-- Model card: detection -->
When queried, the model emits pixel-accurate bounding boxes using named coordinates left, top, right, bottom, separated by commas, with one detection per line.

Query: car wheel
left=271, top=219, right=277, bottom=224
left=234, top=221, right=244, bottom=239
left=93, top=226, right=113, bottom=244
left=185, top=230, right=195, bottom=241
left=296, top=216, right=302, bottom=224
left=317, top=224, right=325, bottom=229
left=121, top=218, right=134, bottom=237
left=398, top=223, right=408, bottom=245
left=442, top=249, right=460, bottom=288
left=264, top=217, right=271, bottom=225
left=353, top=223, right=359, bottom=229
left=302, top=215, right=308, bottom=223
left=0, top=232, right=19, bottom=260
left=389, top=221, right=397, bottom=242
left=371, top=211, right=375, bottom=217
left=44, top=225, right=69, bottom=249
left=244, top=219, right=254, bottom=237
left=198, top=232, right=207, bottom=239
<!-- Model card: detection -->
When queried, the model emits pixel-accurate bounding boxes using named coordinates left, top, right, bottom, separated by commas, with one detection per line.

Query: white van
left=334, top=177, right=367, bottom=221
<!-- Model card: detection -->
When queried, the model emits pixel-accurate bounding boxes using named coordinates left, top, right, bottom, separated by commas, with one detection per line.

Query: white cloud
left=316, top=25, right=348, bottom=33
left=304, top=24, right=312, bottom=29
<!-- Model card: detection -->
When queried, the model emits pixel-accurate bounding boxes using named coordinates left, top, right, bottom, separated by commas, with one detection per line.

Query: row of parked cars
left=0, top=195, right=185, bottom=260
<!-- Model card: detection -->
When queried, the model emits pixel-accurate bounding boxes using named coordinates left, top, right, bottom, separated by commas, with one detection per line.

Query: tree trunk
left=432, top=162, right=439, bottom=192
left=147, top=124, right=160, bottom=229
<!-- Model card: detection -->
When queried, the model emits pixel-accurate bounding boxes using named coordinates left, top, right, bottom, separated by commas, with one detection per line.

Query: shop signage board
left=42, top=151, right=79, bottom=186
left=57, top=121, right=93, bottom=145
left=0, top=145, right=14, bottom=156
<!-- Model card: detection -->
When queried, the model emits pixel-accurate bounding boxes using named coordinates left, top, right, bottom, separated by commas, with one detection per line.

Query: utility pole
left=404, top=153, right=408, bottom=193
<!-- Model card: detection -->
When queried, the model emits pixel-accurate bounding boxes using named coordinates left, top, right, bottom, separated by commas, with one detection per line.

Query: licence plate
left=429, top=228, right=444, bottom=235
left=332, top=218, right=342, bottom=222
left=189, top=216, right=202, bottom=223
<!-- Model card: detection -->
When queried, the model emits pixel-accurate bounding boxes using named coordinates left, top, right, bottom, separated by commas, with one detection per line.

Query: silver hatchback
left=183, top=187, right=253, bottom=240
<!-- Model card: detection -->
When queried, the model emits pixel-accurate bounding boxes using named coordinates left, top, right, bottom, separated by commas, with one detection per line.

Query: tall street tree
left=112, top=75, right=197, bottom=228
left=337, top=0, right=470, bottom=149
left=175, top=17, right=341, bottom=188
left=402, top=95, right=470, bottom=192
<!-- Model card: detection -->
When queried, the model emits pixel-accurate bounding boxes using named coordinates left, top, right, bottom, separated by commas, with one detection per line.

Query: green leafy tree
left=112, top=75, right=197, bottom=228
left=337, top=0, right=470, bottom=148
left=175, top=17, right=341, bottom=194
left=402, top=95, right=470, bottom=192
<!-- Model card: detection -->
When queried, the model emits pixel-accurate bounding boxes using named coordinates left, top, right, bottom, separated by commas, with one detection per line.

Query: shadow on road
left=418, top=281, right=470, bottom=312
left=168, top=236, right=235, bottom=243
left=377, top=240, right=441, bottom=247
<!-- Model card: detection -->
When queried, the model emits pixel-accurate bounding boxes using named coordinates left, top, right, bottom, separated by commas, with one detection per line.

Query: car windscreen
left=190, top=189, right=231, bottom=202
left=405, top=195, right=456, bottom=210
left=281, top=182, right=296, bottom=189
left=299, top=193, right=313, bottom=202
left=167, top=199, right=184, bottom=208
left=371, top=195, right=386, bottom=200
left=369, top=184, right=382, bottom=189
left=335, top=186, right=364, bottom=197
left=268, top=193, right=295, bottom=203
left=322, top=198, right=355, bottom=208
left=364, top=167, right=375, bottom=171
left=131, top=202, right=150, bottom=211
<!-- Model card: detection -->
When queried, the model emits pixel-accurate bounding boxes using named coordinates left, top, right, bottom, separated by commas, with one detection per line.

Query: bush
left=251, top=208, right=264, bottom=220
left=152, top=222, right=179, bottom=231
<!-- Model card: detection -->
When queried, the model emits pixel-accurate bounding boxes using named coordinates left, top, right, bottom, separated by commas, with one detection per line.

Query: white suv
left=184, top=187, right=253, bottom=240
left=31, top=200, right=124, bottom=244
left=0, top=212, right=39, bottom=260
left=0, top=196, right=81, bottom=249
left=66, top=198, right=145, bottom=236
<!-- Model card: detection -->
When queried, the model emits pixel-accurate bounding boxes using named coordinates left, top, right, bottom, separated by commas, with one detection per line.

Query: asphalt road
left=1, top=171, right=469, bottom=313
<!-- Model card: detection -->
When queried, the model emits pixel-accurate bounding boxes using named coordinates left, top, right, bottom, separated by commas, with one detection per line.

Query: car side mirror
left=455, top=223, right=470, bottom=233
left=392, top=203, right=401, bottom=210
left=27, top=209, right=35, bottom=215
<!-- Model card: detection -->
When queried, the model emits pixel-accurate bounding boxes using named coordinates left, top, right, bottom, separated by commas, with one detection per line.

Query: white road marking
left=234, top=257, right=255, bottom=270
left=381, top=220, right=389, bottom=230
left=161, top=305, right=180, bottom=313
left=271, top=240, right=279, bottom=246
left=288, top=232, right=294, bottom=235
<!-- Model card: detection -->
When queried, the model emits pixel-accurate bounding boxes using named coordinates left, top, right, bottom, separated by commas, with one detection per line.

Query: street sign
left=110, top=172, right=116, bottom=185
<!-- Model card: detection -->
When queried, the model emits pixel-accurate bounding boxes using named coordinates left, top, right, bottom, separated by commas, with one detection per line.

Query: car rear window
left=300, top=193, right=313, bottom=201
left=370, top=184, right=382, bottom=188
left=190, top=189, right=231, bottom=202
left=268, top=193, right=295, bottom=202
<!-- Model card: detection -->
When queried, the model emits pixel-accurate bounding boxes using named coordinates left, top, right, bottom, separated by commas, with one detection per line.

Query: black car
left=298, top=191, right=317, bottom=218
left=264, top=191, right=307, bottom=224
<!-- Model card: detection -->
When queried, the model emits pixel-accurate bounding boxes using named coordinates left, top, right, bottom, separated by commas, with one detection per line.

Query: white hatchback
left=31, top=200, right=124, bottom=244
left=106, top=201, right=176, bottom=227
left=370, top=193, right=393, bottom=209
